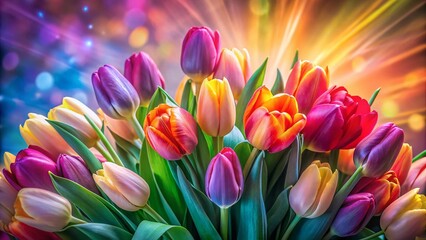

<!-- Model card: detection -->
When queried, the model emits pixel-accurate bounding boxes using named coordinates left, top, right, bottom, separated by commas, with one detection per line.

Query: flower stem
left=243, top=148, right=259, bottom=179
left=220, top=207, right=229, bottom=240
left=359, top=230, right=384, bottom=240
left=281, top=215, right=302, bottom=240
left=130, top=114, right=145, bottom=141
left=193, top=81, right=202, bottom=98
left=335, top=166, right=363, bottom=199
left=183, top=156, right=201, bottom=190
left=143, top=204, right=167, bottom=224
left=212, top=136, right=224, bottom=155
left=95, top=142, right=114, bottom=163
left=69, top=216, right=87, bottom=224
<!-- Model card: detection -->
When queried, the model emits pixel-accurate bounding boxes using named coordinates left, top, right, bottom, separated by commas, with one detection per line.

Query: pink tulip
left=401, top=157, right=426, bottom=194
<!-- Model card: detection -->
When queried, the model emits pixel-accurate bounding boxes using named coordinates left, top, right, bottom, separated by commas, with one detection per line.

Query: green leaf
left=181, top=79, right=196, bottom=113
left=236, top=59, right=268, bottom=132
left=108, top=128, right=139, bottom=170
left=48, top=120, right=102, bottom=173
left=368, top=87, right=381, bottom=106
left=267, top=187, right=291, bottom=237
left=266, top=149, right=290, bottom=196
left=191, top=126, right=213, bottom=187
left=284, top=135, right=303, bottom=188
left=59, top=223, right=132, bottom=240
left=223, top=126, right=245, bottom=149
left=147, top=87, right=178, bottom=111
left=271, top=69, right=284, bottom=95
left=176, top=167, right=221, bottom=240
left=347, top=228, right=382, bottom=240
left=136, top=106, right=148, bottom=126
left=234, top=141, right=252, bottom=168
left=236, top=151, right=267, bottom=240
left=291, top=50, right=299, bottom=69
left=413, top=150, right=426, bottom=162
left=132, top=220, right=194, bottom=240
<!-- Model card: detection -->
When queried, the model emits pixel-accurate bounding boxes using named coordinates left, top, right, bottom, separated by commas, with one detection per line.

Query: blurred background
left=1, top=0, right=425, bottom=158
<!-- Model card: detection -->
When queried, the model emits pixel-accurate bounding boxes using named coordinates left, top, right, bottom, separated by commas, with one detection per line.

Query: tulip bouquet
left=1, top=26, right=425, bottom=240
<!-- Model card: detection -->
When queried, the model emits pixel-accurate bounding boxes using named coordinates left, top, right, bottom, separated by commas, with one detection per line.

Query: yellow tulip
left=3, top=152, right=15, bottom=172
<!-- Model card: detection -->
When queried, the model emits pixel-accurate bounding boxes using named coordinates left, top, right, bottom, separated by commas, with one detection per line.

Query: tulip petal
left=289, top=164, right=321, bottom=216
left=243, top=86, right=273, bottom=126
left=308, top=170, right=338, bottom=218
left=245, top=107, right=279, bottom=150
left=380, top=188, right=419, bottom=229
left=146, top=127, right=183, bottom=160
left=384, top=209, right=426, bottom=240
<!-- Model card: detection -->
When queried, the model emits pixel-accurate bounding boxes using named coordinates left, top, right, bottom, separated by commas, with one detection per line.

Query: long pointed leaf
left=132, top=220, right=193, bottom=240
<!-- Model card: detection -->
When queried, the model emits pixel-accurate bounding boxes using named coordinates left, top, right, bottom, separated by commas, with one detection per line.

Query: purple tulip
left=354, top=123, right=404, bottom=177
left=331, top=193, right=376, bottom=237
left=56, top=154, right=100, bottom=194
left=2, top=146, right=59, bottom=192
left=181, top=26, right=221, bottom=83
left=205, top=147, right=243, bottom=208
left=92, top=65, right=140, bottom=119
left=124, top=52, right=165, bottom=106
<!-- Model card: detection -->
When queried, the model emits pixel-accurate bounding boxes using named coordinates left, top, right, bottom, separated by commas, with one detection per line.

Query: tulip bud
left=352, top=171, right=400, bottom=215
left=213, top=48, right=251, bottom=100
left=0, top=172, right=17, bottom=231
left=197, top=78, right=236, bottom=137
left=144, top=104, right=198, bottom=160
left=402, top=157, right=426, bottom=194
left=181, top=26, right=221, bottom=83
left=3, top=152, right=15, bottom=172
left=380, top=188, right=426, bottom=240
left=92, top=65, right=140, bottom=119
left=124, top=52, right=165, bottom=106
left=57, top=154, right=100, bottom=194
left=303, top=86, right=378, bottom=152
left=3, top=146, right=59, bottom=191
left=331, top=193, right=376, bottom=237
left=14, top=188, right=72, bottom=232
left=20, top=113, right=73, bottom=158
left=97, top=108, right=137, bottom=142
left=48, top=97, right=102, bottom=148
left=243, top=86, right=306, bottom=153
left=6, top=221, right=61, bottom=240
left=284, top=60, right=329, bottom=114
left=93, top=162, right=150, bottom=211
left=336, top=148, right=356, bottom=175
left=289, top=161, right=338, bottom=218
left=390, top=143, right=412, bottom=185
left=354, top=123, right=404, bottom=178
left=205, top=148, right=244, bottom=208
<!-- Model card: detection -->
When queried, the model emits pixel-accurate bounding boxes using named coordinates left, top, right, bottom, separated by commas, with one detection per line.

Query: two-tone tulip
left=284, top=60, right=329, bottom=114
left=0, top=172, right=17, bottom=232
left=93, top=162, right=150, bottom=211
left=213, top=48, right=250, bottom=100
left=390, top=143, right=412, bottom=185
left=48, top=97, right=102, bottom=148
left=92, top=65, right=140, bottom=119
left=402, top=157, right=426, bottom=194
left=197, top=78, right=235, bottom=137
left=124, top=51, right=165, bottom=106
left=144, top=104, right=198, bottom=160
left=205, top=148, right=243, bottom=208
left=14, top=188, right=72, bottom=232
left=351, top=171, right=400, bottom=215
left=20, top=113, right=73, bottom=158
left=336, top=148, right=356, bottom=175
left=331, top=193, right=376, bottom=237
left=289, top=161, right=338, bottom=218
left=57, top=154, right=99, bottom=194
left=354, top=123, right=404, bottom=178
left=380, top=188, right=426, bottom=240
left=181, top=26, right=221, bottom=83
left=243, top=86, right=306, bottom=153
left=2, top=146, right=59, bottom=191
left=302, top=86, right=378, bottom=152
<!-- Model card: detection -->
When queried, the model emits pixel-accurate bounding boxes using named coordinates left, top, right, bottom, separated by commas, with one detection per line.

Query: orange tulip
left=289, top=161, right=338, bottom=218
left=243, top=86, right=306, bottom=153
left=197, top=78, right=235, bottom=137
left=390, top=143, right=412, bottom=185
left=336, top=149, right=356, bottom=175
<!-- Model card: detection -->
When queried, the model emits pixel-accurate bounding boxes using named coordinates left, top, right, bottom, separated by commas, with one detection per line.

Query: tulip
left=380, top=188, right=426, bottom=240
left=205, top=148, right=244, bottom=208
left=289, top=161, right=338, bottom=218
left=56, top=154, right=100, bottom=194
left=0, top=172, right=17, bottom=231
left=302, top=86, right=378, bottom=152
left=6, top=221, right=60, bottom=240
left=390, top=143, right=412, bottom=185
left=181, top=26, right=221, bottom=83
left=144, top=104, right=198, bottom=160
left=14, top=188, right=72, bottom=232
left=354, top=123, right=404, bottom=178
left=98, top=108, right=137, bottom=142
left=124, top=51, right=165, bottom=106
left=243, top=86, right=306, bottom=153
left=48, top=97, right=102, bottom=148
left=175, top=77, right=190, bottom=106
left=284, top=60, right=329, bottom=114
left=336, top=148, right=356, bottom=175
left=2, top=146, right=59, bottom=191
left=402, top=157, right=426, bottom=194
left=331, top=193, right=376, bottom=237
left=351, top=171, right=400, bottom=215
left=93, top=162, right=150, bottom=211
left=197, top=78, right=235, bottom=137
left=213, top=48, right=251, bottom=99
left=20, top=113, right=73, bottom=158
left=92, top=65, right=140, bottom=119
left=3, top=152, right=15, bottom=172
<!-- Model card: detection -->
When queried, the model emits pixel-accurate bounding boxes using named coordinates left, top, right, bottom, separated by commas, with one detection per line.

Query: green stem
left=193, top=81, right=202, bottom=98
left=69, top=216, right=86, bottom=224
left=243, top=148, right=259, bottom=179
left=183, top=156, right=201, bottom=189
left=212, top=136, right=224, bottom=155
left=143, top=204, right=167, bottom=224
left=359, top=230, right=384, bottom=240
left=95, top=142, right=114, bottom=163
left=322, top=231, right=334, bottom=240
left=220, top=207, right=229, bottom=240
left=281, top=215, right=302, bottom=240
left=130, top=114, right=145, bottom=141
left=335, top=166, right=363, bottom=199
